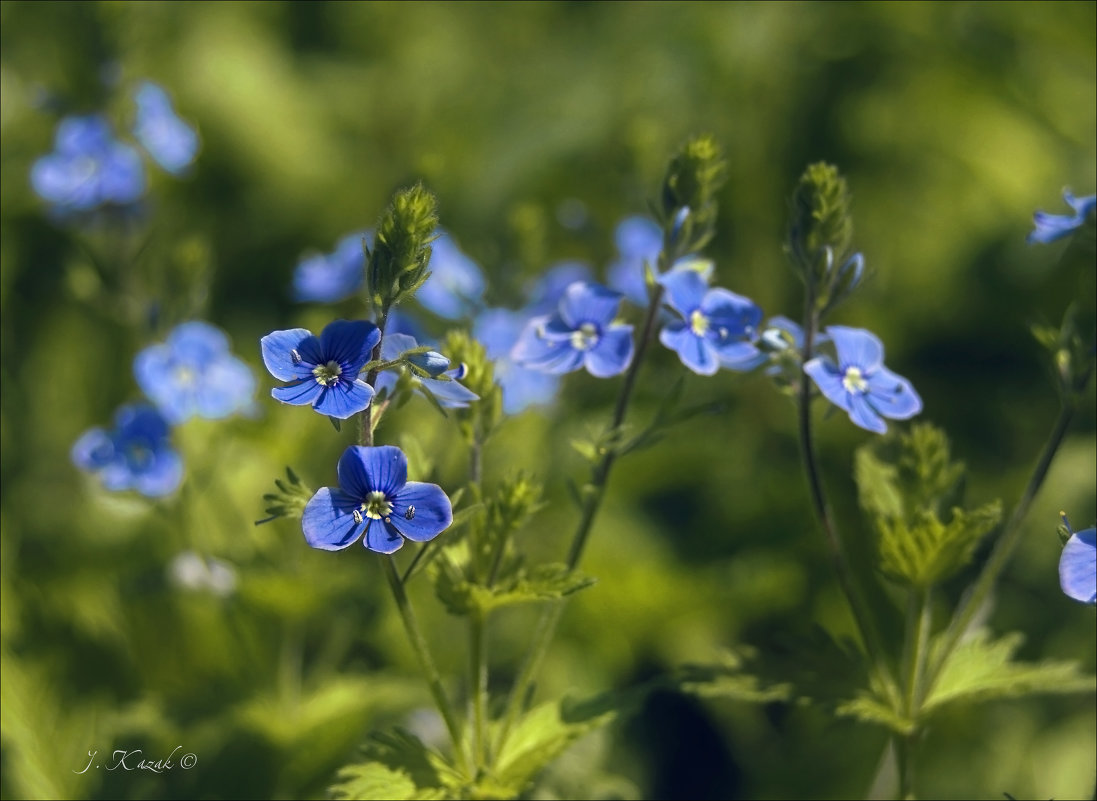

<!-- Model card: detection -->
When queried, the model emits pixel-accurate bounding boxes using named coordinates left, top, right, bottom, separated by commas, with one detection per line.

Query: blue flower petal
left=712, top=340, right=762, bottom=366
left=133, top=82, right=199, bottom=174
left=170, top=320, right=230, bottom=360
left=584, top=325, right=634, bottom=377
left=660, top=322, right=718, bottom=376
left=866, top=366, right=922, bottom=420
left=559, top=282, right=623, bottom=328
left=272, top=380, right=324, bottom=406
left=340, top=445, right=407, bottom=498
left=390, top=482, right=453, bottom=542
left=312, top=379, right=374, bottom=419
left=1060, top=527, right=1097, bottom=604
left=1028, top=191, right=1096, bottom=245
left=848, top=392, right=888, bottom=434
left=512, top=316, right=580, bottom=373
left=828, top=326, right=884, bottom=371
left=319, top=319, right=380, bottom=372
left=658, top=269, right=707, bottom=317
left=364, top=519, right=405, bottom=553
left=194, top=357, right=256, bottom=419
left=702, top=288, right=763, bottom=334
left=71, top=428, right=114, bottom=471
left=804, top=358, right=852, bottom=413
left=418, top=232, right=485, bottom=319
left=262, top=328, right=316, bottom=381
left=302, top=487, right=366, bottom=550
left=134, top=448, right=184, bottom=497
left=527, top=262, right=595, bottom=315
left=381, top=332, right=418, bottom=362
left=421, top=376, right=479, bottom=408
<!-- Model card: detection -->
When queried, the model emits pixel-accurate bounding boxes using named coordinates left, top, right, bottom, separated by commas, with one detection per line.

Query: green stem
left=469, top=612, right=489, bottom=771
left=359, top=309, right=390, bottom=447
left=926, top=399, right=1076, bottom=689
left=495, top=279, right=668, bottom=754
left=381, top=556, right=469, bottom=773
left=897, top=587, right=931, bottom=800
left=797, top=300, right=888, bottom=672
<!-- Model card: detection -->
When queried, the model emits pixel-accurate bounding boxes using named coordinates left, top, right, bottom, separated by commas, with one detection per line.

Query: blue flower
left=804, top=326, right=922, bottom=434
left=135, top=321, right=256, bottom=424
left=132, top=81, right=199, bottom=175
left=261, top=320, right=380, bottom=419
left=475, top=308, right=560, bottom=413
left=376, top=333, right=479, bottom=409
left=417, top=231, right=485, bottom=319
left=302, top=445, right=453, bottom=553
left=1060, top=520, right=1096, bottom=605
left=31, top=115, right=145, bottom=212
left=511, top=282, right=634, bottom=377
left=658, top=269, right=763, bottom=375
left=72, top=404, right=182, bottom=497
left=1028, top=190, right=1096, bottom=244
left=292, top=231, right=372, bottom=303
left=526, top=261, right=595, bottom=316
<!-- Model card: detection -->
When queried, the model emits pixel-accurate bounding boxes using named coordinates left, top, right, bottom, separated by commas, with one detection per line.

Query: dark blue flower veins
left=261, top=319, right=380, bottom=419
left=302, top=446, right=453, bottom=553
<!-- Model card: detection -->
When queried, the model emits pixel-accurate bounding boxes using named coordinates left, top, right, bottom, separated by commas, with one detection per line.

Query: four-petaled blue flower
left=658, top=269, right=763, bottom=375
left=511, top=282, right=634, bottom=377
left=804, top=326, right=922, bottom=434
left=417, top=231, right=485, bottom=320
left=1060, top=522, right=1096, bottom=605
left=132, top=81, right=199, bottom=175
left=261, top=320, right=380, bottom=419
left=302, top=445, right=453, bottom=553
left=71, top=404, right=182, bottom=497
left=1028, top=190, right=1096, bottom=244
left=293, top=231, right=372, bottom=303
left=135, top=321, right=256, bottom=424
left=31, top=115, right=145, bottom=212
left=376, top=333, right=479, bottom=409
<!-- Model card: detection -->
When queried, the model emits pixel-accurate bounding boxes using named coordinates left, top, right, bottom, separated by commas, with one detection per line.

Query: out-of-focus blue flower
left=526, top=261, right=595, bottom=316
left=71, top=404, right=182, bottom=497
left=1060, top=517, right=1096, bottom=605
left=1028, top=190, right=1096, bottom=244
left=31, top=115, right=145, bottom=212
left=302, top=445, right=452, bottom=553
left=512, top=282, right=633, bottom=377
left=607, top=216, right=662, bottom=305
left=474, top=308, right=560, bottom=413
left=375, top=333, right=478, bottom=409
left=261, top=320, right=380, bottom=419
left=658, top=269, right=762, bottom=375
left=804, top=326, right=922, bottom=434
left=293, top=231, right=372, bottom=303
left=132, top=81, right=199, bottom=175
left=417, top=231, right=485, bottom=319
left=135, top=321, right=256, bottom=424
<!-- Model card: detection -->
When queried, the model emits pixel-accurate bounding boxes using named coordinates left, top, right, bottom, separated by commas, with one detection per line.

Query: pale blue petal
left=134, top=448, right=184, bottom=497
left=804, top=358, right=852, bottom=412
left=262, top=328, right=316, bottom=380
left=364, top=519, right=405, bottom=553
left=585, top=325, right=634, bottom=377
left=658, top=269, right=706, bottom=316
left=866, top=366, right=922, bottom=420
left=272, top=380, right=323, bottom=406
left=827, top=326, right=884, bottom=371
left=702, top=288, right=763, bottom=335
left=661, top=323, right=718, bottom=376
left=559, top=282, right=623, bottom=328
left=313, top=379, right=374, bottom=419
left=1060, top=528, right=1097, bottom=604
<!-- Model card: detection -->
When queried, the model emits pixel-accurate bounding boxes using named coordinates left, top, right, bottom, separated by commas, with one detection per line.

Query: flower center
left=362, top=490, right=392, bottom=520
left=570, top=322, right=600, bottom=351
left=690, top=309, right=710, bottom=337
left=312, top=360, right=343, bottom=386
left=173, top=365, right=197, bottom=386
left=842, top=366, right=869, bottom=393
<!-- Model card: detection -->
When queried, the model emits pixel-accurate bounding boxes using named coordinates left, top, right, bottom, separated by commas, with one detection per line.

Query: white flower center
left=312, top=360, right=343, bottom=386
left=842, top=366, right=868, bottom=393
left=570, top=322, right=600, bottom=351
left=690, top=309, right=710, bottom=337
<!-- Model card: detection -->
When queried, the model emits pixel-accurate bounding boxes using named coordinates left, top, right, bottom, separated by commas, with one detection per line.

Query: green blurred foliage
left=1, top=1, right=1094, bottom=799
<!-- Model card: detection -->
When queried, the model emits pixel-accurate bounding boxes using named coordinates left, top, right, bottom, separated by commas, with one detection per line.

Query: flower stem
left=797, top=303, right=889, bottom=672
left=381, top=555, right=469, bottom=773
left=495, top=280, right=667, bottom=754
left=925, top=399, right=1076, bottom=690
left=469, top=611, right=489, bottom=771
left=897, top=587, right=931, bottom=799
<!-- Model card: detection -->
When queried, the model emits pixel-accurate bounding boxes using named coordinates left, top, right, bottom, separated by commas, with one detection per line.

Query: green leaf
left=492, top=686, right=648, bottom=795
left=924, top=630, right=1096, bottom=715
left=677, top=650, right=793, bottom=704
left=330, top=729, right=462, bottom=801
left=435, top=561, right=596, bottom=616
left=876, top=502, right=1002, bottom=587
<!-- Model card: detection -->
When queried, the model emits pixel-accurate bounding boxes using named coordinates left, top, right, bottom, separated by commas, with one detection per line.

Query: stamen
left=404, top=505, right=416, bottom=520
left=290, top=348, right=302, bottom=365
left=363, top=490, right=393, bottom=520
left=842, top=366, right=869, bottom=393
left=690, top=309, right=710, bottom=337
left=312, top=360, right=343, bottom=386
left=569, top=322, right=600, bottom=351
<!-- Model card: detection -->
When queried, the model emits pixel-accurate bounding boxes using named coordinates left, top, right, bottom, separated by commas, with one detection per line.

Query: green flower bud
left=367, top=184, right=440, bottom=313
left=788, top=162, right=854, bottom=284
left=440, top=329, right=503, bottom=441
left=660, top=134, right=727, bottom=257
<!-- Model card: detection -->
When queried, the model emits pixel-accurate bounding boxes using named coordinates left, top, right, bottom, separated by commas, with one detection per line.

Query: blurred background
left=1, top=2, right=1094, bottom=799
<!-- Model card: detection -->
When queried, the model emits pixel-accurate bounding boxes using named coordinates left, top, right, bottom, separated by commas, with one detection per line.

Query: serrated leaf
left=492, top=686, right=647, bottom=795
left=924, top=630, right=1096, bottom=714
left=433, top=562, right=595, bottom=617
left=835, top=692, right=916, bottom=735
left=877, top=502, right=1002, bottom=586
left=677, top=650, right=793, bottom=704
left=330, top=728, right=461, bottom=801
